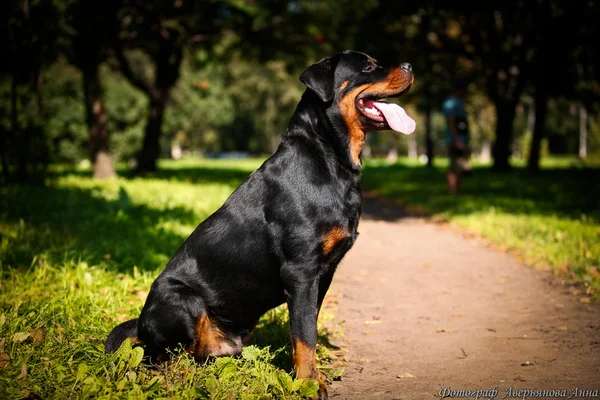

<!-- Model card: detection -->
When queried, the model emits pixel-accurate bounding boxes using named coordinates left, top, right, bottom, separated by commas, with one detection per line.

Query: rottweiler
left=105, top=50, right=415, bottom=399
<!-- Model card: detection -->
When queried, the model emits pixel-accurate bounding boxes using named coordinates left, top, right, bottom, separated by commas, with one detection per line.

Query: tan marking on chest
left=322, top=226, right=348, bottom=255
left=190, top=313, right=242, bottom=359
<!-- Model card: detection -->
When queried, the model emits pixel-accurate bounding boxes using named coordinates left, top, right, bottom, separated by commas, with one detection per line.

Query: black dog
left=106, top=50, right=415, bottom=399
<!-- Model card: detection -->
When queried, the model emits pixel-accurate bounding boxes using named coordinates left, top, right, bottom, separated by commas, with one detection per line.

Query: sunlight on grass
left=0, top=158, right=342, bottom=399
left=362, top=156, right=600, bottom=297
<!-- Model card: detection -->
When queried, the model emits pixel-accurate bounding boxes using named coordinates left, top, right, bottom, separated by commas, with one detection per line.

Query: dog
left=105, top=50, right=415, bottom=399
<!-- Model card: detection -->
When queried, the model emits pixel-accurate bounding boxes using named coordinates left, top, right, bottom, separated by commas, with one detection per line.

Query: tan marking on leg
left=292, top=338, right=327, bottom=399
left=292, top=338, right=318, bottom=379
left=322, top=226, right=348, bottom=255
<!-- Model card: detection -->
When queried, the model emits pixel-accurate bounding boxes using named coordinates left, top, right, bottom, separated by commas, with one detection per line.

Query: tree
left=457, top=4, right=539, bottom=170
left=114, top=0, right=229, bottom=173
left=526, top=0, right=589, bottom=172
left=0, top=0, right=61, bottom=183
left=67, top=1, right=121, bottom=179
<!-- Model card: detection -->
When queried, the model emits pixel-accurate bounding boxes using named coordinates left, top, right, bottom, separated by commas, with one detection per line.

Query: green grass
left=362, top=156, right=600, bottom=297
left=0, top=158, right=343, bottom=399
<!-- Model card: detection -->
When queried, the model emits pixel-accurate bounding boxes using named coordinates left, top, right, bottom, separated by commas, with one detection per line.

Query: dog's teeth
left=365, top=107, right=380, bottom=116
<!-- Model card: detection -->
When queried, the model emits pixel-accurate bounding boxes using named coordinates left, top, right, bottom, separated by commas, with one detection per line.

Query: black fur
left=105, top=319, right=138, bottom=353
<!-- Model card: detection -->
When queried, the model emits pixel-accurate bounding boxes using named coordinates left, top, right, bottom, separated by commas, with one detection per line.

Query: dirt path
left=327, top=193, right=600, bottom=400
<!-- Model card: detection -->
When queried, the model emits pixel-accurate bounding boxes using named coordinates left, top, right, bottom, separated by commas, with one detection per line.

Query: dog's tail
left=105, top=319, right=139, bottom=353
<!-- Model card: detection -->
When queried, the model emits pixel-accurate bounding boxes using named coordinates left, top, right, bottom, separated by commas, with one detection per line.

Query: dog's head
left=300, top=50, right=415, bottom=166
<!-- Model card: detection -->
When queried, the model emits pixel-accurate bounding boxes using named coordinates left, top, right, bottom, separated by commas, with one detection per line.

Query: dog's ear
left=300, top=56, right=337, bottom=103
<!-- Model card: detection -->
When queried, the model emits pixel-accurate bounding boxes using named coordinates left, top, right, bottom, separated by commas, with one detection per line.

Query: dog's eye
left=362, top=63, right=376, bottom=73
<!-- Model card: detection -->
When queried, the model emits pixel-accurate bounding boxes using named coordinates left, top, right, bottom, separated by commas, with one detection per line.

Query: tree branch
left=114, top=44, right=159, bottom=100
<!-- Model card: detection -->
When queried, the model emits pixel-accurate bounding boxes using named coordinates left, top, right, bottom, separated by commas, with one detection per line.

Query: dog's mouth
left=356, top=84, right=416, bottom=134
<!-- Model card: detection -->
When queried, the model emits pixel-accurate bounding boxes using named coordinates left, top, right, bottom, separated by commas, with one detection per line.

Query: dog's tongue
left=373, top=101, right=416, bottom=134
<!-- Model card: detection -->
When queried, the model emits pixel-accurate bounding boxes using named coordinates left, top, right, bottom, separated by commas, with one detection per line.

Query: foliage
left=0, top=159, right=342, bottom=399
left=225, top=55, right=304, bottom=153
left=103, top=67, right=148, bottom=163
left=42, top=61, right=88, bottom=163
left=164, top=58, right=235, bottom=154
left=0, top=59, right=153, bottom=166
left=361, top=157, right=600, bottom=297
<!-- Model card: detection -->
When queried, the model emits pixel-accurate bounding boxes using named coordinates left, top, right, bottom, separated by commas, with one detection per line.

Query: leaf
left=16, top=363, right=27, bottom=380
left=278, top=373, right=293, bottom=391
left=0, top=339, right=10, bottom=369
left=217, top=360, right=237, bottom=381
left=11, top=332, right=30, bottom=343
left=82, top=376, right=98, bottom=394
left=29, top=329, right=44, bottom=345
left=114, top=338, right=133, bottom=362
left=520, top=361, right=534, bottom=367
left=77, top=363, right=89, bottom=381
left=116, top=377, right=127, bottom=390
left=129, top=346, right=144, bottom=368
left=290, top=378, right=304, bottom=392
left=241, top=345, right=261, bottom=361
left=205, top=377, right=219, bottom=395
left=299, top=380, right=319, bottom=398
left=0, top=314, right=5, bottom=329
left=331, top=367, right=344, bottom=380
left=146, top=376, right=163, bottom=389
left=397, top=372, right=415, bottom=379
left=126, top=370, right=137, bottom=382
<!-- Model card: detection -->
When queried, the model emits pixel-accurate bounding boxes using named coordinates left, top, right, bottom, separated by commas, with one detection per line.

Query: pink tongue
left=372, top=101, right=416, bottom=134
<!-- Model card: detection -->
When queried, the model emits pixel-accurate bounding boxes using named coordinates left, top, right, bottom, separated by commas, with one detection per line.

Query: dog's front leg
left=285, top=278, right=328, bottom=400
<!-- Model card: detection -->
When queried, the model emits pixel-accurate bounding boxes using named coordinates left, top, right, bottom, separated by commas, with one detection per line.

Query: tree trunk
left=2, top=76, right=19, bottom=182
left=424, top=103, right=433, bottom=167
left=492, top=102, right=517, bottom=171
left=579, top=103, right=588, bottom=159
left=136, top=98, right=167, bottom=173
left=527, top=87, right=548, bottom=172
left=132, top=39, right=182, bottom=174
left=386, top=147, right=398, bottom=164
left=408, top=131, right=417, bottom=159
left=82, top=62, right=115, bottom=179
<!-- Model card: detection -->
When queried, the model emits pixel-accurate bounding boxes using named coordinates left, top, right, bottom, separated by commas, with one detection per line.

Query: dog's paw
left=315, top=383, right=328, bottom=400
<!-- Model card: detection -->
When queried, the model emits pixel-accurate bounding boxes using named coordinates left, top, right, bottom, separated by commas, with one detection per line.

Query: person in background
left=442, top=79, right=471, bottom=195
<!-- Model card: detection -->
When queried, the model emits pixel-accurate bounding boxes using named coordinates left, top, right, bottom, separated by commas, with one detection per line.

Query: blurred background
left=1, top=0, right=599, bottom=180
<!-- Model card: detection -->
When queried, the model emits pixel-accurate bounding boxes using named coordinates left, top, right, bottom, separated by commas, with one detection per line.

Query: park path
left=326, top=193, right=600, bottom=400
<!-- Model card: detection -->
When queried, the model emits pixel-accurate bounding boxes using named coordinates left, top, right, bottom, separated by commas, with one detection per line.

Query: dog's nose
left=400, top=62, right=412, bottom=72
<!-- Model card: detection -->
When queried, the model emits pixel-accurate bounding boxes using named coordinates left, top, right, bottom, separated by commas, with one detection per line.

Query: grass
left=2, top=154, right=597, bottom=398
left=361, top=156, right=600, bottom=297
left=0, top=158, right=343, bottom=399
